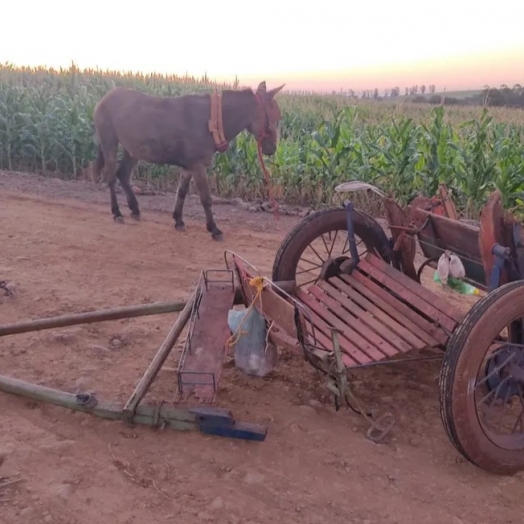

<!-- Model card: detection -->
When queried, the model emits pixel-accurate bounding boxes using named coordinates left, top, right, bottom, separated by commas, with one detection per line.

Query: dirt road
left=0, top=170, right=522, bottom=524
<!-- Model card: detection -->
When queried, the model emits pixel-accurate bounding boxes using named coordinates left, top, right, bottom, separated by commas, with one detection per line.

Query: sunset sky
left=2, top=0, right=523, bottom=93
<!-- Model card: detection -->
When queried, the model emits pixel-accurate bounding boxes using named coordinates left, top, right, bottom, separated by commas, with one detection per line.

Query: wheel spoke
left=296, top=266, right=319, bottom=276
left=298, top=257, right=323, bottom=269
left=328, top=230, right=339, bottom=258
left=320, top=234, right=331, bottom=257
left=510, top=388, right=524, bottom=434
left=307, top=243, right=326, bottom=264
left=297, top=276, right=320, bottom=289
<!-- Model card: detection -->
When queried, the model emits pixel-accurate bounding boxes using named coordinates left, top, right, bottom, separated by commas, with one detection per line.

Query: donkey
left=91, top=81, right=285, bottom=240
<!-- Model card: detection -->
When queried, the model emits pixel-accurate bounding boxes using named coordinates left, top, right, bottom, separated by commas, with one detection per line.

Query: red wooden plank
left=357, top=257, right=457, bottom=333
left=365, top=254, right=462, bottom=324
left=306, top=286, right=399, bottom=359
left=325, top=278, right=427, bottom=351
left=297, top=289, right=373, bottom=365
left=176, top=287, right=235, bottom=403
left=340, top=272, right=443, bottom=347
left=317, top=280, right=413, bottom=353
left=303, top=317, right=358, bottom=368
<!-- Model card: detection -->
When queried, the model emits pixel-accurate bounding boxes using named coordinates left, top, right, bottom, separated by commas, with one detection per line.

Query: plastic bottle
left=433, top=272, right=480, bottom=295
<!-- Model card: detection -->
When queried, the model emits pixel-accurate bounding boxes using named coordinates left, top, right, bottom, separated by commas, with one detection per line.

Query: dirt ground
left=0, top=169, right=523, bottom=524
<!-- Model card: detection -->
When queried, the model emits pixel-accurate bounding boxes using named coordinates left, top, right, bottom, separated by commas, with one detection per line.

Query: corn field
left=1, top=63, right=524, bottom=217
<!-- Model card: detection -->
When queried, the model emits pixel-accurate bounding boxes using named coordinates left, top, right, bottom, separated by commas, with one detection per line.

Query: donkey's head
left=248, top=81, right=285, bottom=156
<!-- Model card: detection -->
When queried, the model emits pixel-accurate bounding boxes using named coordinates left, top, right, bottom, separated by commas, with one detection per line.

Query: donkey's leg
left=102, top=148, right=123, bottom=222
left=116, top=150, right=140, bottom=220
left=172, top=171, right=192, bottom=231
left=192, top=165, right=222, bottom=240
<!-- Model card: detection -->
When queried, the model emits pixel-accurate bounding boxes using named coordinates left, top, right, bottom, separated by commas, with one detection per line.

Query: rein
left=208, top=92, right=229, bottom=153
left=255, top=93, right=279, bottom=220
left=209, top=90, right=279, bottom=220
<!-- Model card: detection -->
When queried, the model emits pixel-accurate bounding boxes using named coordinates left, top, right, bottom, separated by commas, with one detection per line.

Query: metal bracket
left=513, top=222, right=524, bottom=280
left=328, top=328, right=395, bottom=443
left=344, top=200, right=361, bottom=267
left=189, top=406, right=267, bottom=441
left=489, top=243, right=512, bottom=291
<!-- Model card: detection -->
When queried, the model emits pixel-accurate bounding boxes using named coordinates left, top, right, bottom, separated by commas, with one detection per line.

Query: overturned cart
left=1, top=185, right=524, bottom=475
left=230, top=185, right=524, bottom=475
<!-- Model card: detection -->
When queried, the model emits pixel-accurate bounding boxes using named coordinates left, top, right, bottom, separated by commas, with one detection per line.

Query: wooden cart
left=230, top=184, right=524, bottom=475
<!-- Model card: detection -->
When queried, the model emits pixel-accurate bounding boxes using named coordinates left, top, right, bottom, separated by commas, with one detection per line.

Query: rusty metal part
left=327, top=328, right=395, bottom=443
left=479, top=190, right=511, bottom=289
left=383, top=197, right=419, bottom=280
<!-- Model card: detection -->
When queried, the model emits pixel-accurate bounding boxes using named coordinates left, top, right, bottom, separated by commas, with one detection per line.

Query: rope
left=226, top=275, right=266, bottom=349
left=257, top=141, right=279, bottom=221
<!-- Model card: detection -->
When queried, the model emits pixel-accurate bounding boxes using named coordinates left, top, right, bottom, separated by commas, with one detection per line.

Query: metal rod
left=123, top=287, right=199, bottom=422
left=0, top=300, right=188, bottom=337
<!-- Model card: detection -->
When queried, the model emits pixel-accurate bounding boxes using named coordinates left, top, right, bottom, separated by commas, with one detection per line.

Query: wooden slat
left=364, top=255, right=462, bottom=324
left=297, top=290, right=373, bottom=365
left=317, top=280, right=413, bottom=353
left=302, top=317, right=357, bottom=368
left=307, top=286, right=398, bottom=359
left=412, top=207, right=481, bottom=261
left=303, top=319, right=334, bottom=353
left=299, top=295, right=366, bottom=367
left=358, top=256, right=458, bottom=332
left=253, top=285, right=298, bottom=339
left=326, top=277, right=428, bottom=350
left=340, top=272, right=444, bottom=347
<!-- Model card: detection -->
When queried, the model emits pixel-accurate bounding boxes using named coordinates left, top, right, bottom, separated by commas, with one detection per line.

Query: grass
left=1, top=63, right=524, bottom=218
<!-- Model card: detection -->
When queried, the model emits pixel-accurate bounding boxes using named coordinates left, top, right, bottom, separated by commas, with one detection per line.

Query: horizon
left=2, top=0, right=523, bottom=94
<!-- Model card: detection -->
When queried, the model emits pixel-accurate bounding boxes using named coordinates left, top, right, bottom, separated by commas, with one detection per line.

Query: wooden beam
left=0, top=373, right=267, bottom=440
left=123, top=287, right=198, bottom=421
left=0, top=300, right=188, bottom=337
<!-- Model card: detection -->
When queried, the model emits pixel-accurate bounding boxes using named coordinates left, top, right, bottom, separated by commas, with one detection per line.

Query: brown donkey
left=91, top=81, right=285, bottom=240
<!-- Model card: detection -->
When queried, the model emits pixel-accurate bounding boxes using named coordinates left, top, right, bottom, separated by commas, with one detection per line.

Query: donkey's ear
left=267, top=84, right=285, bottom=99
left=256, top=81, right=267, bottom=94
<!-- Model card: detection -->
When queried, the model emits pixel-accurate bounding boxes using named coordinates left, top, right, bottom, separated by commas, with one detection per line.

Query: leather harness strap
left=208, top=92, right=229, bottom=153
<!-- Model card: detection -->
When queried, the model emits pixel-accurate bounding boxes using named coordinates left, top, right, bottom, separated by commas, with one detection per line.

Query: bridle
left=254, top=92, right=273, bottom=145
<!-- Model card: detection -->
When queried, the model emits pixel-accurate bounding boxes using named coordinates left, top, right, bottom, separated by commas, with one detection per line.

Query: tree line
left=336, top=84, right=524, bottom=108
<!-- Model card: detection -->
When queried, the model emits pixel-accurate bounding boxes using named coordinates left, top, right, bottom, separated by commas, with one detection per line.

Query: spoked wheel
left=272, top=207, right=392, bottom=290
left=440, top=281, right=524, bottom=474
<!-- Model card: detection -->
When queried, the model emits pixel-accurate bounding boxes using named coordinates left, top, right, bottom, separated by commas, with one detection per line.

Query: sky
left=1, top=0, right=523, bottom=93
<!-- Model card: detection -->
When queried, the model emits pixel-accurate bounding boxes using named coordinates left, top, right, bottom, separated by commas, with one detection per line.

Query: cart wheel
left=439, top=280, right=524, bottom=474
left=272, top=207, right=392, bottom=290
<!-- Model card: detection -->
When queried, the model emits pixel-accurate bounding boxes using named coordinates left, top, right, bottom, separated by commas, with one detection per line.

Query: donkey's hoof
left=212, top=230, right=224, bottom=241
left=131, top=213, right=141, bottom=222
left=114, top=216, right=125, bottom=224
left=174, top=223, right=186, bottom=232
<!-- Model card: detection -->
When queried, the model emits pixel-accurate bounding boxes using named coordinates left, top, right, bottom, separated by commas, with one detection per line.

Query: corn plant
left=1, top=63, right=524, bottom=218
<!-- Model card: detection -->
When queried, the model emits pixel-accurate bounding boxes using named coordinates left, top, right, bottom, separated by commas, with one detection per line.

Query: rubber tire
left=439, top=280, right=524, bottom=475
left=272, top=207, right=392, bottom=283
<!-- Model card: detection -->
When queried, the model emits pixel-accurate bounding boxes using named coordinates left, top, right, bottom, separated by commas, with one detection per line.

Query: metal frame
left=0, top=279, right=267, bottom=442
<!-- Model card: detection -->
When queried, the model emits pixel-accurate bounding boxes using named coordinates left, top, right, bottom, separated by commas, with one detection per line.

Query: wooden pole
left=0, top=300, right=187, bottom=337
left=0, top=373, right=197, bottom=431
left=0, top=372, right=267, bottom=440
left=123, top=286, right=199, bottom=422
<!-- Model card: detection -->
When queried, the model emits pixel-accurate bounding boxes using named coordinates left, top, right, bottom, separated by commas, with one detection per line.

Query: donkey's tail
left=90, top=144, right=105, bottom=183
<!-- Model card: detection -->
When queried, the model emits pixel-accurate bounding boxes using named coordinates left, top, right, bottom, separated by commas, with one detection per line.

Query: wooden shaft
left=123, top=287, right=198, bottom=420
left=0, top=300, right=187, bottom=337
left=0, top=373, right=197, bottom=431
